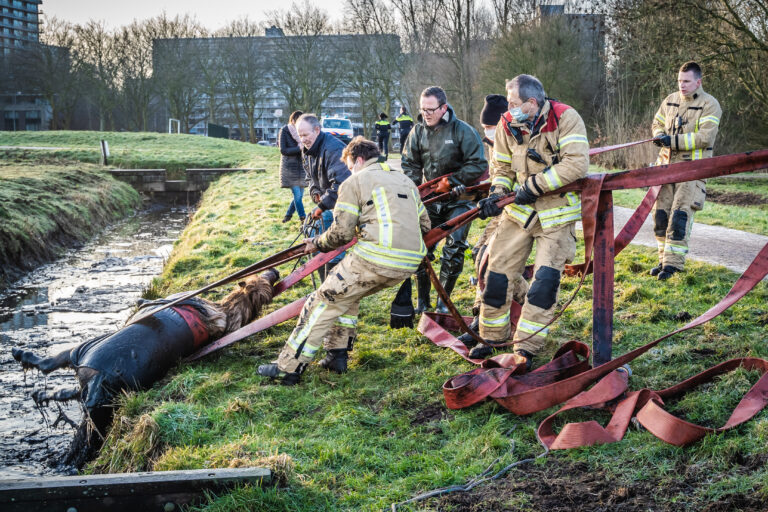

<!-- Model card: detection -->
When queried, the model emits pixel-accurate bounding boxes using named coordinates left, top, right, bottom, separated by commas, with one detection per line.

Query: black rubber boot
left=318, top=349, right=349, bottom=374
left=457, top=317, right=480, bottom=348
left=415, top=272, right=432, bottom=314
left=515, top=349, right=534, bottom=371
left=657, top=265, right=682, bottom=281
left=257, top=363, right=301, bottom=385
left=649, top=264, right=663, bottom=277
left=435, top=273, right=459, bottom=314
left=468, top=339, right=505, bottom=359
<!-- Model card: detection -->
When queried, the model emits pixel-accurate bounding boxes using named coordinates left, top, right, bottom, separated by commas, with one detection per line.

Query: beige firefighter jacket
left=652, top=86, right=722, bottom=164
left=316, top=159, right=431, bottom=275
left=490, top=100, right=590, bottom=232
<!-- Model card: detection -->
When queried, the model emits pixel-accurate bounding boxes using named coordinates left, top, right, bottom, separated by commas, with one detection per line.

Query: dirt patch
left=707, top=190, right=767, bottom=207
left=411, top=403, right=453, bottom=426
left=436, top=459, right=766, bottom=511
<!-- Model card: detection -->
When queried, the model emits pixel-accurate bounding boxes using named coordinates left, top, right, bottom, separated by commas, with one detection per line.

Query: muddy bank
left=0, top=163, right=142, bottom=289
left=0, top=206, right=190, bottom=478
left=437, top=458, right=767, bottom=511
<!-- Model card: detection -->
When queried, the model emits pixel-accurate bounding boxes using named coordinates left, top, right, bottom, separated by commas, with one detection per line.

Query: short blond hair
left=341, top=136, right=380, bottom=163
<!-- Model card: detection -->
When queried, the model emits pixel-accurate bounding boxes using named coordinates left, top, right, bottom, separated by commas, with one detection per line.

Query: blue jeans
left=320, top=209, right=344, bottom=264
left=285, top=186, right=305, bottom=219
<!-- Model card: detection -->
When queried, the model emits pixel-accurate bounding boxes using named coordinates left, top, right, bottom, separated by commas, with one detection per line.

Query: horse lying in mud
left=11, top=268, right=279, bottom=467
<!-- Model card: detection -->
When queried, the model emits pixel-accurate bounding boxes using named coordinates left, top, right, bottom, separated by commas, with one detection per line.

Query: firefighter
left=470, top=74, right=589, bottom=365
left=402, top=86, right=487, bottom=314
left=258, top=137, right=431, bottom=385
left=375, top=112, right=392, bottom=159
left=650, top=61, right=722, bottom=280
left=457, top=94, right=509, bottom=343
left=394, top=106, right=414, bottom=151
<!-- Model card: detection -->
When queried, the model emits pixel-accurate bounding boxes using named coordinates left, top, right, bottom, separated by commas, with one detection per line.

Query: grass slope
left=0, top=156, right=141, bottom=287
left=0, top=131, right=279, bottom=176
left=87, top=167, right=768, bottom=511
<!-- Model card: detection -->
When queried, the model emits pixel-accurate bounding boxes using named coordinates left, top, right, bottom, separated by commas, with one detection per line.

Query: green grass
left=0, top=157, right=141, bottom=287
left=86, top=165, right=768, bottom=510
left=0, top=131, right=280, bottom=176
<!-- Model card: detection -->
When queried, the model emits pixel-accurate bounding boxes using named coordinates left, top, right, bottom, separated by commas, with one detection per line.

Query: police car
left=321, top=117, right=354, bottom=144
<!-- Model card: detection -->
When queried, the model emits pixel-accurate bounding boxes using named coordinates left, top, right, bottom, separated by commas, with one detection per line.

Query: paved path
left=609, top=207, right=768, bottom=275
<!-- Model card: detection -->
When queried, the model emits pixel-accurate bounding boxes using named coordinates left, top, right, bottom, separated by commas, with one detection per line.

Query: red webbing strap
left=539, top=357, right=768, bottom=449
left=565, top=185, right=661, bottom=277
left=444, top=240, right=768, bottom=423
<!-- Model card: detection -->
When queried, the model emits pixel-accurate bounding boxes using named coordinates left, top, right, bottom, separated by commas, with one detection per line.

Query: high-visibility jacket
left=652, top=86, right=721, bottom=164
left=375, top=119, right=391, bottom=139
left=395, top=114, right=414, bottom=134
left=317, top=159, right=431, bottom=275
left=490, top=100, right=589, bottom=232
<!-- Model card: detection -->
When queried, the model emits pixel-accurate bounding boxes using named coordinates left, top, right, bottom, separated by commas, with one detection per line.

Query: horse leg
left=12, top=347, right=72, bottom=374
left=32, top=386, right=81, bottom=406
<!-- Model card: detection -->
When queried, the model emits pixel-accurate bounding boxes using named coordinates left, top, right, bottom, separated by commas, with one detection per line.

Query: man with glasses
left=468, top=74, right=589, bottom=368
left=401, top=86, right=487, bottom=314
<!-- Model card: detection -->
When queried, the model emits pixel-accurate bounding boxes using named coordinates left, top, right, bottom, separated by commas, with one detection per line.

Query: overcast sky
left=43, top=0, right=347, bottom=31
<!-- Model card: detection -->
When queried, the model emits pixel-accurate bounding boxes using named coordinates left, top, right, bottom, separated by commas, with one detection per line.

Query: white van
left=321, top=117, right=353, bottom=144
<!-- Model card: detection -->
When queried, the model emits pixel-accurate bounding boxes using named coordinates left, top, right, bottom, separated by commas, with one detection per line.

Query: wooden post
left=0, top=467, right=272, bottom=512
left=592, top=190, right=615, bottom=366
left=99, top=140, right=109, bottom=166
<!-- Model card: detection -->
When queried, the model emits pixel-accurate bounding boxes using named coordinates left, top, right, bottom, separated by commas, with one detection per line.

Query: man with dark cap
left=459, top=94, right=509, bottom=341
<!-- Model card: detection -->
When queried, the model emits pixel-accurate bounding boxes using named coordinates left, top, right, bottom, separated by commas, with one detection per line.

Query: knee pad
left=671, top=210, right=688, bottom=241
left=526, top=266, right=560, bottom=309
left=482, top=271, right=508, bottom=308
left=654, top=210, right=669, bottom=238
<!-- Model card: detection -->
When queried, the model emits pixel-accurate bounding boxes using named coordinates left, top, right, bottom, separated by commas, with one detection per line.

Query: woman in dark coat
left=279, top=110, right=306, bottom=223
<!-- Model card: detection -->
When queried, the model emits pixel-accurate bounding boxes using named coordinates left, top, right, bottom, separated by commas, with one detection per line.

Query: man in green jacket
left=402, top=86, right=487, bottom=313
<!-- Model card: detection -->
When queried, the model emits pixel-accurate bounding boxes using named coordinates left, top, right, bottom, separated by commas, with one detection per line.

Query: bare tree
left=114, top=20, right=156, bottom=131
left=265, top=2, right=347, bottom=113
left=73, top=20, right=119, bottom=131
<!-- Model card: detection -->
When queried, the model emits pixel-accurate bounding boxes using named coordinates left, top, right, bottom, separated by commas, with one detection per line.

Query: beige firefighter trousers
left=277, top=252, right=410, bottom=373
left=652, top=179, right=706, bottom=270
left=478, top=214, right=576, bottom=355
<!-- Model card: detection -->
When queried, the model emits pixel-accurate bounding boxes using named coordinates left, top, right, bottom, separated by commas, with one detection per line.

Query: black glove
left=390, top=278, right=415, bottom=329
left=654, top=135, right=671, bottom=147
left=449, top=184, right=467, bottom=198
left=477, top=193, right=503, bottom=219
left=513, top=181, right=538, bottom=205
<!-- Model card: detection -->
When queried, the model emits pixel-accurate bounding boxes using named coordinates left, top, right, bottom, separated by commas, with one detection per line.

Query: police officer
left=650, top=61, right=722, bottom=280
left=375, top=112, right=392, bottom=159
left=470, top=75, right=589, bottom=366
left=258, top=137, right=431, bottom=385
left=402, top=86, right=487, bottom=314
left=394, top=106, right=414, bottom=151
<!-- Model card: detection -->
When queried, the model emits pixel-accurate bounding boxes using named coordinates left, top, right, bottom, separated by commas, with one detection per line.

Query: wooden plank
left=0, top=467, right=271, bottom=512
left=592, top=190, right=615, bottom=367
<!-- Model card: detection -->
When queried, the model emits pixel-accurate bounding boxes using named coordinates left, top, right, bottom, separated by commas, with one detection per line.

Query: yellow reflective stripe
left=665, top=243, right=689, bottom=255
left=372, top=187, right=393, bottom=248
left=683, top=133, right=696, bottom=150
left=380, top=163, right=391, bottom=171
left=565, top=191, right=580, bottom=206
left=517, top=318, right=549, bottom=337
left=410, top=188, right=426, bottom=217
left=504, top=203, right=535, bottom=223
left=352, top=240, right=426, bottom=271
left=480, top=311, right=510, bottom=327
left=334, top=314, right=358, bottom=327
left=538, top=203, right=582, bottom=228
left=557, top=134, right=589, bottom=149
left=494, top=151, right=512, bottom=163
left=491, top=176, right=513, bottom=190
left=288, top=302, right=328, bottom=357
left=655, top=113, right=666, bottom=124
left=699, top=115, right=720, bottom=125
left=691, top=149, right=703, bottom=160
left=336, top=202, right=360, bottom=216
left=540, top=166, right=563, bottom=190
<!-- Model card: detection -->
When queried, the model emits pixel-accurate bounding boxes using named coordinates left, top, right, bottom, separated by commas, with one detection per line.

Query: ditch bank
left=0, top=162, right=142, bottom=289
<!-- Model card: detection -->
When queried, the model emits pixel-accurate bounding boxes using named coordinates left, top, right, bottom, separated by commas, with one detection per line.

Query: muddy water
left=0, top=206, right=190, bottom=478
